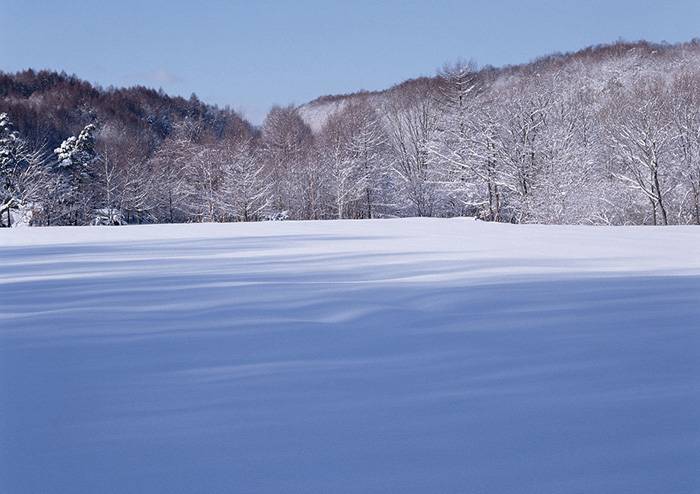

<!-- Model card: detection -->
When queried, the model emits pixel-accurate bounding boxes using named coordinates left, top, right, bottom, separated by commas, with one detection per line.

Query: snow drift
left=1, top=218, right=699, bottom=493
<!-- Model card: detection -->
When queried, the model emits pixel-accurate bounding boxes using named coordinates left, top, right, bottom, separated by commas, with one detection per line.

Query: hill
left=0, top=69, right=253, bottom=152
left=298, top=39, right=700, bottom=131
left=2, top=39, right=700, bottom=227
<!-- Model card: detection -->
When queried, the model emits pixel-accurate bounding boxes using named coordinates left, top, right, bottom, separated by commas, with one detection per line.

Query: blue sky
left=2, top=0, right=698, bottom=123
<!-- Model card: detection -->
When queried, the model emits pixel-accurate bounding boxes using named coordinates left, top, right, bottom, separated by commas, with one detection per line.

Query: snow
left=1, top=218, right=699, bottom=493
left=298, top=99, right=350, bottom=133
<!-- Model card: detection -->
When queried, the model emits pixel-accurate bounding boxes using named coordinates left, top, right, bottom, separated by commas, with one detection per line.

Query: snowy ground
left=1, top=218, right=699, bottom=494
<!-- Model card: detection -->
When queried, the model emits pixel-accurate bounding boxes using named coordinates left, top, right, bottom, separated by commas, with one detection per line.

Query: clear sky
left=2, top=0, right=698, bottom=123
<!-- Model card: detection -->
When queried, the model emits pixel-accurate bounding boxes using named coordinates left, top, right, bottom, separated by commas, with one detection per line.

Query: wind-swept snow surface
left=1, top=218, right=699, bottom=494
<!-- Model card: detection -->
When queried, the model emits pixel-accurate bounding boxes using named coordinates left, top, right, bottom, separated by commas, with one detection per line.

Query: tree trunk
left=366, top=187, right=372, bottom=219
left=651, top=171, right=668, bottom=225
left=494, top=184, right=501, bottom=222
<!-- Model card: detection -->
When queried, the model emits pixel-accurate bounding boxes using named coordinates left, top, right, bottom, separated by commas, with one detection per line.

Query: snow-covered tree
left=318, top=107, right=374, bottom=219
left=220, top=141, right=271, bottom=221
left=148, top=132, right=190, bottom=223
left=384, top=83, right=440, bottom=217
left=670, top=71, right=700, bottom=224
left=430, top=62, right=498, bottom=219
left=0, top=112, right=23, bottom=226
left=93, top=128, right=155, bottom=225
left=604, top=77, right=674, bottom=225
left=261, top=106, right=315, bottom=219
left=345, top=101, right=388, bottom=218
left=53, top=123, right=99, bottom=224
left=182, top=144, right=226, bottom=222
left=1, top=113, right=53, bottom=226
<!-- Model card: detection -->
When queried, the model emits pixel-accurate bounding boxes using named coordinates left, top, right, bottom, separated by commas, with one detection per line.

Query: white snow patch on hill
left=298, top=99, right=350, bottom=133
left=1, top=218, right=699, bottom=493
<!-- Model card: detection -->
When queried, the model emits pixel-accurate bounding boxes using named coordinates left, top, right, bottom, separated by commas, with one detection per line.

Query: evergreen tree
left=1, top=113, right=25, bottom=226
left=53, top=124, right=98, bottom=224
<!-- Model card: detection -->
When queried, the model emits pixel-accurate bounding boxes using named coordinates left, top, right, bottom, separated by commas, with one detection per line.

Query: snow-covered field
left=1, top=218, right=699, bottom=493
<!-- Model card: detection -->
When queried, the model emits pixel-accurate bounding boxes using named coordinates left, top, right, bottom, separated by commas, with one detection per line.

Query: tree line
left=2, top=40, right=700, bottom=227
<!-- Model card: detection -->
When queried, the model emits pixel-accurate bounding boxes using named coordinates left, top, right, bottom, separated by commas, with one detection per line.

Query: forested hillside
left=2, top=40, right=700, bottom=226
left=0, top=70, right=252, bottom=151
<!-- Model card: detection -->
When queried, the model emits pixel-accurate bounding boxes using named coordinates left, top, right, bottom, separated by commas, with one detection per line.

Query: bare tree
left=605, top=77, right=674, bottom=225
left=345, top=101, right=388, bottom=218
left=261, top=106, right=315, bottom=219
left=182, top=145, right=226, bottom=222
left=670, top=71, right=700, bottom=224
left=94, top=127, right=155, bottom=224
left=384, top=82, right=440, bottom=217
left=493, top=80, right=551, bottom=222
left=317, top=101, right=385, bottom=219
left=430, top=62, right=501, bottom=219
left=148, top=132, right=190, bottom=223
left=220, top=140, right=271, bottom=221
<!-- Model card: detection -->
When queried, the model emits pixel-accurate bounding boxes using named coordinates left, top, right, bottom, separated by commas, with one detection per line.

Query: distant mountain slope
left=0, top=69, right=253, bottom=153
left=298, top=40, right=700, bottom=133
left=3, top=41, right=698, bottom=146
left=3, top=39, right=700, bottom=227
